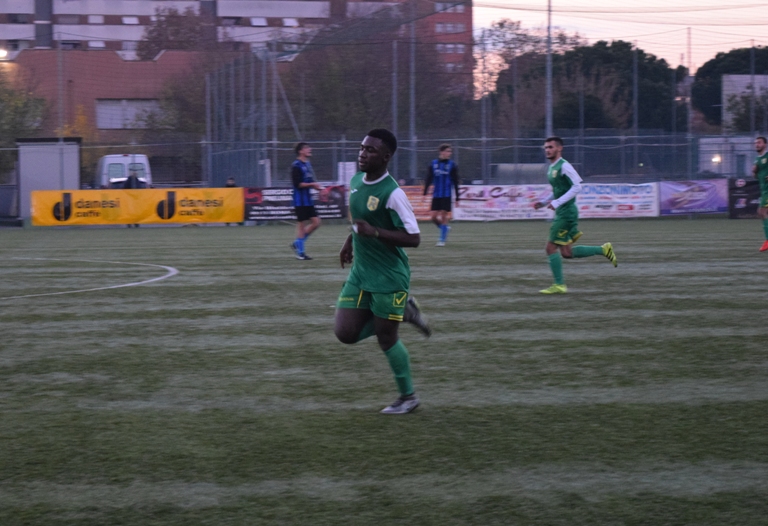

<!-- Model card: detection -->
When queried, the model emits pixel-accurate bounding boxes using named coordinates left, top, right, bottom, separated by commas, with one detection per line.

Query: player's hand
left=313, top=182, right=323, bottom=190
left=340, top=241, right=353, bottom=268
left=547, top=203, right=555, bottom=210
left=533, top=202, right=545, bottom=209
left=354, top=220, right=377, bottom=238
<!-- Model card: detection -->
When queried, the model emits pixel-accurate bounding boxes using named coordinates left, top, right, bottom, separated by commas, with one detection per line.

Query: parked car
left=95, top=154, right=152, bottom=188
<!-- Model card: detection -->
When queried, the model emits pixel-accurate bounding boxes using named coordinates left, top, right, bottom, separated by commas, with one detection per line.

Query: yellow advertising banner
left=31, top=188, right=245, bottom=226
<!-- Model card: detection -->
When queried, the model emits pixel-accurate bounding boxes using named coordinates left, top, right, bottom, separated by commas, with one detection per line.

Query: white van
left=95, top=154, right=152, bottom=188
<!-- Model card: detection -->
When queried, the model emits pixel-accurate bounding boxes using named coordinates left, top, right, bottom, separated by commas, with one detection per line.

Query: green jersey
left=347, top=172, right=420, bottom=293
left=547, top=157, right=582, bottom=216
left=755, top=151, right=768, bottom=198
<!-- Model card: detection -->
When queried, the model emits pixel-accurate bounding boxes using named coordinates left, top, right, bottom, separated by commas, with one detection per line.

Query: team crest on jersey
left=367, top=196, right=380, bottom=211
left=762, top=158, right=767, bottom=164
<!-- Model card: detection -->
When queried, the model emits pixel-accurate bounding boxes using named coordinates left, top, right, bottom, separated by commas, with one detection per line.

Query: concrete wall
left=17, top=138, right=80, bottom=218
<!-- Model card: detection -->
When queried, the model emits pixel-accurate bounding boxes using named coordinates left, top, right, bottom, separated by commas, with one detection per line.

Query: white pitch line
left=0, top=258, right=179, bottom=300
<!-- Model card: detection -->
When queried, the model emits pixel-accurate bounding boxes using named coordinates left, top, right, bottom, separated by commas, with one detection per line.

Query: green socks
left=548, top=252, right=564, bottom=285
left=763, top=218, right=768, bottom=240
left=572, top=245, right=603, bottom=258
left=384, top=340, right=414, bottom=396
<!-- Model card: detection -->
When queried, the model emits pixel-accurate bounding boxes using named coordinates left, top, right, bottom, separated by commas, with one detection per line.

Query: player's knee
left=334, top=328, right=357, bottom=345
left=376, top=333, right=398, bottom=351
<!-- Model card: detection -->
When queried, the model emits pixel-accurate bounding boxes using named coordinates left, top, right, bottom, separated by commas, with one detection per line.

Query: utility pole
left=392, top=39, right=398, bottom=179
left=271, top=41, right=278, bottom=185
left=686, top=27, right=693, bottom=178
left=481, top=29, right=487, bottom=181
left=57, top=32, right=64, bottom=189
left=633, top=43, right=639, bottom=171
left=409, top=0, right=417, bottom=181
left=750, top=40, right=755, bottom=135
left=545, top=0, right=553, bottom=138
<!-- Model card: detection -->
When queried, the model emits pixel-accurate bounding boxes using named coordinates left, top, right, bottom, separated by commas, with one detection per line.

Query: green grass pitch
left=1, top=219, right=767, bottom=525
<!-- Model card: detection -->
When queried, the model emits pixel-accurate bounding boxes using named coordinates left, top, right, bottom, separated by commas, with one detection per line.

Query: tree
left=725, top=88, right=768, bottom=133
left=492, top=38, right=685, bottom=133
left=59, top=105, right=106, bottom=185
left=692, top=47, right=768, bottom=126
left=0, top=74, right=45, bottom=182
left=284, top=34, right=474, bottom=135
left=137, top=6, right=217, bottom=60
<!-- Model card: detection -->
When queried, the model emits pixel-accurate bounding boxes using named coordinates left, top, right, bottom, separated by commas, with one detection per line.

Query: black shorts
left=431, top=197, right=452, bottom=212
left=295, top=205, right=318, bottom=222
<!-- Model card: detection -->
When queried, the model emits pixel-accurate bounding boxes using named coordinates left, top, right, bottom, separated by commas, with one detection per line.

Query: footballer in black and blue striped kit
left=291, top=142, right=323, bottom=260
left=423, top=143, right=460, bottom=246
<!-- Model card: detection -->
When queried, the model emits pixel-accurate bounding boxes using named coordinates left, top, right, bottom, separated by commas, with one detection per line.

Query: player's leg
left=299, top=212, right=320, bottom=258
left=304, top=215, right=321, bottom=236
left=293, top=210, right=306, bottom=256
left=334, top=307, right=375, bottom=344
left=430, top=209, right=441, bottom=228
left=759, top=205, right=768, bottom=251
left=540, top=216, right=569, bottom=293
left=371, top=292, right=419, bottom=414
left=572, top=244, right=617, bottom=266
left=334, top=283, right=375, bottom=343
left=440, top=207, right=452, bottom=244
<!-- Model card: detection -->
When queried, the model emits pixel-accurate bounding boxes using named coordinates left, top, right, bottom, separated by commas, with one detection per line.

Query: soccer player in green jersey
left=752, top=136, right=768, bottom=252
left=533, top=136, right=617, bottom=294
left=334, top=128, right=431, bottom=415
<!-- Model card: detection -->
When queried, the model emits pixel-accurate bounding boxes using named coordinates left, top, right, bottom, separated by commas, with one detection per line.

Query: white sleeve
left=386, top=188, right=420, bottom=234
left=551, top=162, right=583, bottom=209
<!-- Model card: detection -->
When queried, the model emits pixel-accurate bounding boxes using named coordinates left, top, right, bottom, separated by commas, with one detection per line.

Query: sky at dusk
left=473, top=1, right=768, bottom=72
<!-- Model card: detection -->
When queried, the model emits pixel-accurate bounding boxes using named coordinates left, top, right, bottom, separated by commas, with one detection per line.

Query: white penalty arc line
left=1, top=258, right=179, bottom=300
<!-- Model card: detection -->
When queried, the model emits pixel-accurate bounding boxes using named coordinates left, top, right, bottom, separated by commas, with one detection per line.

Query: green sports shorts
left=336, top=281, right=408, bottom=322
left=548, top=207, right=583, bottom=245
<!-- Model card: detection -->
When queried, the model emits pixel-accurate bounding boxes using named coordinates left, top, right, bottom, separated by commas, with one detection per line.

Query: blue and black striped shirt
left=424, top=159, right=459, bottom=199
left=291, top=159, right=315, bottom=207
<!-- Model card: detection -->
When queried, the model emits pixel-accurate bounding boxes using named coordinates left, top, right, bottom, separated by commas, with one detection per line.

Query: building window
left=88, top=15, right=104, bottom=24
left=436, top=23, right=464, bottom=34
left=60, top=41, right=81, bottom=50
left=7, top=40, right=31, bottom=51
left=122, top=41, right=138, bottom=51
left=221, top=17, right=240, bottom=26
left=121, top=16, right=140, bottom=25
left=88, top=41, right=106, bottom=49
left=456, top=44, right=465, bottom=53
left=435, top=3, right=466, bottom=14
left=9, top=13, right=31, bottom=24
left=96, top=99, right=160, bottom=130
left=58, top=15, right=79, bottom=24
left=283, top=18, right=299, bottom=27
left=445, top=62, right=456, bottom=72
left=250, top=17, right=267, bottom=27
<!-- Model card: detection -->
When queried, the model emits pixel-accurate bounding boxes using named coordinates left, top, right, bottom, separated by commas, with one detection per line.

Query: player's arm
left=339, top=233, right=353, bottom=268
left=355, top=188, right=421, bottom=248
left=533, top=191, right=554, bottom=209
left=292, top=165, right=321, bottom=189
left=451, top=164, right=460, bottom=202
left=355, top=221, right=420, bottom=247
left=548, top=163, right=583, bottom=210
left=423, top=165, right=434, bottom=196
